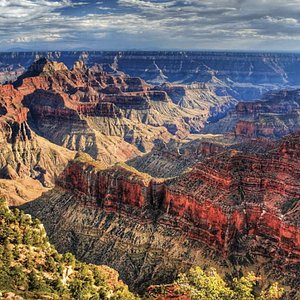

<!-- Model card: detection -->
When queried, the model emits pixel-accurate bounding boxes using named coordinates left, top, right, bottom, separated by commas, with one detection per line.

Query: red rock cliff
left=56, top=133, right=300, bottom=262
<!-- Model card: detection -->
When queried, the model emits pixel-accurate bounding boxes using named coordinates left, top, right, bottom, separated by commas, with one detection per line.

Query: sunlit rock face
left=0, top=82, right=74, bottom=205
left=22, top=133, right=300, bottom=298
left=1, top=58, right=233, bottom=165
left=0, top=57, right=232, bottom=201
left=1, top=51, right=300, bottom=100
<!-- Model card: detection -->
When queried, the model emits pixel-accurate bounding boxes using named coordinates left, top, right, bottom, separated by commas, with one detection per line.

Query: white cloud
left=118, top=0, right=176, bottom=10
left=265, top=16, right=298, bottom=25
left=11, top=33, right=62, bottom=43
left=0, top=0, right=71, bottom=20
left=1, top=0, right=300, bottom=51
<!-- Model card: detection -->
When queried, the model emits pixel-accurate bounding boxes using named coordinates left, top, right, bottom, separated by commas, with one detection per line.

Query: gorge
left=0, top=53, right=299, bottom=299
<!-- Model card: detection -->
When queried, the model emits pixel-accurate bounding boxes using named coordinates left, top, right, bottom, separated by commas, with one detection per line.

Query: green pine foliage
left=0, top=198, right=137, bottom=300
left=146, top=266, right=284, bottom=300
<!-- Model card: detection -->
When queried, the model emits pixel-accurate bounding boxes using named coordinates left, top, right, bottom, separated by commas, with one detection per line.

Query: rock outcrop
left=2, top=58, right=232, bottom=165
left=0, top=67, right=75, bottom=200
left=203, top=89, right=300, bottom=139
left=126, top=137, right=229, bottom=178
left=22, top=133, right=300, bottom=298
left=1, top=54, right=299, bottom=299
left=0, top=58, right=235, bottom=201
left=2, top=51, right=300, bottom=101
left=127, top=134, right=278, bottom=178
left=157, top=83, right=236, bottom=128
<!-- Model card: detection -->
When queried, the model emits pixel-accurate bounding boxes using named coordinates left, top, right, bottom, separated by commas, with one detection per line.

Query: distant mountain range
left=1, top=51, right=300, bottom=101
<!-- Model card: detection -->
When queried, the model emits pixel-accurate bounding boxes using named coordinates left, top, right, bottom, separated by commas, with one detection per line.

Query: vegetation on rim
left=0, top=198, right=136, bottom=300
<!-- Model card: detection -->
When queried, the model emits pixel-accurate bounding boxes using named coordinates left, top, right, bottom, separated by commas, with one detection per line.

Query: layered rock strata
left=0, top=57, right=234, bottom=201
left=22, top=133, right=300, bottom=298
left=2, top=51, right=300, bottom=101
left=0, top=82, right=74, bottom=194
left=3, top=58, right=232, bottom=165
left=127, top=134, right=278, bottom=178
left=203, top=89, right=300, bottom=139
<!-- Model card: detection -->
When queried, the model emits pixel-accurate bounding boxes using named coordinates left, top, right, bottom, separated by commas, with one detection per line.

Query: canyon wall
left=22, top=133, right=300, bottom=298
left=202, top=88, right=300, bottom=139
left=6, top=58, right=233, bottom=164
left=1, top=51, right=300, bottom=100
left=0, top=58, right=234, bottom=201
left=0, top=63, right=75, bottom=203
left=1, top=55, right=299, bottom=299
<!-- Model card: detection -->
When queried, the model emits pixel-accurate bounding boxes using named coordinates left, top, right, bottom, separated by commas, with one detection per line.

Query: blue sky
left=1, top=0, right=300, bottom=51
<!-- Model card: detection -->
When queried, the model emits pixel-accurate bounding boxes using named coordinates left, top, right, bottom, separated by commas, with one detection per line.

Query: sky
left=1, top=0, right=300, bottom=51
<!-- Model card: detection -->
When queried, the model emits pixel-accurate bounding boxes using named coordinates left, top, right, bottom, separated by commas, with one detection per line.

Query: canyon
left=0, top=54, right=299, bottom=299
left=1, top=57, right=233, bottom=167
left=22, top=133, right=300, bottom=298
left=1, top=51, right=300, bottom=101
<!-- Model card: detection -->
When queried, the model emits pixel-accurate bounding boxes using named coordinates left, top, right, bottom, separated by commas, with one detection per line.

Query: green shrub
left=0, top=198, right=138, bottom=299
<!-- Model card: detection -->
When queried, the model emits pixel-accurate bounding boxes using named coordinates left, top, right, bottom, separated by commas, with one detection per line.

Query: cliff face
left=127, top=133, right=279, bottom=179
left=0, top=67, right=25, bottom=84
left=1, top=51, right=300, bottom=101
left=22, top=133, right=300, bottom=297
left=0, top=58, right=235, bottom=202
left=232, top=90, right=300, bottom=138
left=0, top=67, right=76, bottom=203
left=126, top=137, right=229, bottom=178
left=15, top=59, right=176, bottom=162
left=1, top=54, right=300, bottom=298
left=0, top=106, right=74, bottom=204
left=203, top=89, right=300, bottom=139
left=5, top=58, right=233, bottom=165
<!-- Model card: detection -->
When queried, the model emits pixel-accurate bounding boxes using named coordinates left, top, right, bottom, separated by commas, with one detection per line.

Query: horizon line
left=1, top=49, right=300, bottom=55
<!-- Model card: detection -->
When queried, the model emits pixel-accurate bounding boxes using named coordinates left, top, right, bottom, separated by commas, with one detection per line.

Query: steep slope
left=1, top=53, right=299, bottom=299
left=22, top=133, right=300, bottom=298
left=14, top=58, right=175, bottom=163
left=203, top=89, right=300, bottom=139
left=156, top=83, right=236, bottom=128
left=127, top=135, right=276, bottom=178
left=0, top=57, right=235, bottom=203
left=0, top=68, right=24, bottom=85
left=0, top=83, right=75, bottom=204
left=0, top=198, right=136, bottom=299
left=8, top=58, right=233, bottom=165
left=0, top=198, right=283, bottom=300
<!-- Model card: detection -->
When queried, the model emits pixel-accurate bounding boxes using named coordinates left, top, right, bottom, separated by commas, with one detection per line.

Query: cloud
left=0, top=0, right=300, bottom=51
left=0, top=0, right=71, bottom=20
